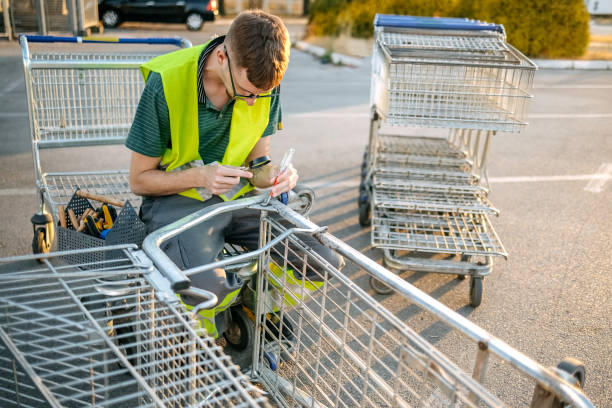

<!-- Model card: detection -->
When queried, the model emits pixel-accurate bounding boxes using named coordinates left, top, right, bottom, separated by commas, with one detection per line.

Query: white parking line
left=0, top=78, right=23, bottom=95
left=584, top=163, right=612, bottom=193
left=488, top=174, right=607, bottom=183
left=530, top=113, right=612, bottom=119
left=1, top=168, right=609, bottom=197
left=534, top=84, right=612, bottom=89
left=285, top=112, right=612, bottom=119
left=0, top=112, right=28, bottom=118
left=287, top=112, right=368, bottom=119
left=0, top=188, right=36, bottom=196
left=305, top=170, right=612, bottom=191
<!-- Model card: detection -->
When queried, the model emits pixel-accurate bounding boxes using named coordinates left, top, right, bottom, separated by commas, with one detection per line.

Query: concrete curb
left=294, top=41, right=612, bottom=70
left=294, top=41, right=362, bottom=67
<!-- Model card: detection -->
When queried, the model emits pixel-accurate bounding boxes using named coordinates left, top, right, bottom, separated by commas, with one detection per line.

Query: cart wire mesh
left=21, top=37, right=176, bottom=220
left=255, top=216, right=498, bottom=408
left=252, top=206, right=591, bottom=407
left=371, top=28, right=536, bottom=132
left=24, top=52, right=159, bottom=147
left=376, top=151, right=472, bottom=171
left=0, top=246, right=269, bottom=408
left=42, top=171, right=141, bottom=212
left=376, top=134, right=468, bottom=158
left=371, top=210, right=507, bottom=257
left=372, top=183, right=498, bottom=215
left=375, top=166, right=479, bottom=184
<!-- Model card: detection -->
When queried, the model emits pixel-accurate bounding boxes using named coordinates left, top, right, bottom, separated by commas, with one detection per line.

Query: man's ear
left=216, top=46, right=226, bottom=66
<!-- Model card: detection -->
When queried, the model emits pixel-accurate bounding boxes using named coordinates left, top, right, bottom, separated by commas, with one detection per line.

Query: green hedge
left=308, top=0, right=590, bottom=58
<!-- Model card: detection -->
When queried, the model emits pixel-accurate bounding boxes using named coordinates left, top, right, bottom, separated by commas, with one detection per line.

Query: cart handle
left=374, top=14, right=505, bottom=35
left=21, top=34, right=192, bottom=48
left=142, top=194, right=324, bottom=292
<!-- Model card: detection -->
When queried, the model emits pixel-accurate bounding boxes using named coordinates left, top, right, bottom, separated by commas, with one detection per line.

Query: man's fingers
left=215, top=176, right=241, bottom=187
left=271, top=180, right=292, bottom=197
left=218, top=165, right=252, bottom=179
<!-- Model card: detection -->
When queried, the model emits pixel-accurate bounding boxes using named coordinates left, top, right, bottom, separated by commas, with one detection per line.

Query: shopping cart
left=138, top=195, right=593, bottom=407
left=20, top=35, right=192, bottom=255
left=0, top=245, right=269, bottom=407
left=359, top=15, right=538, bottom=305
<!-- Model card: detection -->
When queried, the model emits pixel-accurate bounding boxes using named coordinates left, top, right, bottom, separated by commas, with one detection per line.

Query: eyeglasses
left=224, top=45, right=277, bottom=101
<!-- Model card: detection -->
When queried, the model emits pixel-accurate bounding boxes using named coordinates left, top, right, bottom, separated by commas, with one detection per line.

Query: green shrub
left=308, top=0, right=347, bottom=36
left=308, top=0, right=590, bottom=58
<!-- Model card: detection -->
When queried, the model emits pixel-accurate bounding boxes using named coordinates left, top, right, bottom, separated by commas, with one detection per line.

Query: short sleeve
left=262, top=87, right=282, bottom=138
left=125, top=72, right=171, bottom=157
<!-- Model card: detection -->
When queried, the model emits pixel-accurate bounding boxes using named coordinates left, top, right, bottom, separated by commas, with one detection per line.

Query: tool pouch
left=57, top=190, right=146, bottom=270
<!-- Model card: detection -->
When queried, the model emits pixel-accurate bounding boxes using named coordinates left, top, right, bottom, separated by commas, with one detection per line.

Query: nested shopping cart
left=0, top=244, right=269, bottom=407
left=359, top=15, right=537, bottom=305
left=20, top=35, right=192, bottom=255
left=0, top=195, right=594, bottom=407
left=138, top=195, right=592, bottom=407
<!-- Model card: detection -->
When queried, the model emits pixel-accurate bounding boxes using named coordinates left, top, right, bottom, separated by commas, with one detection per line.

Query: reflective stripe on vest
left=267, top=263, right=324, bottom=308
left=179, top=287, right=241, bottom=338
left=140, top=41, right=271, bottom=202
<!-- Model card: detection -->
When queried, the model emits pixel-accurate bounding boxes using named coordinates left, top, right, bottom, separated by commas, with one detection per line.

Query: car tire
left=101, top=9, right=120, bottom=28
left=186, top=12, right=204, bottom=31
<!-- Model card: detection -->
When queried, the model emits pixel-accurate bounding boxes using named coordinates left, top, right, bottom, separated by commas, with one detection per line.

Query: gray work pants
left=139, top=194, right=342, bottom=323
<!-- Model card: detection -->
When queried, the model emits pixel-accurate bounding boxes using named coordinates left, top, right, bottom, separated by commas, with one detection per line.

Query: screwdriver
left=265, top=148, right=294, bottom=205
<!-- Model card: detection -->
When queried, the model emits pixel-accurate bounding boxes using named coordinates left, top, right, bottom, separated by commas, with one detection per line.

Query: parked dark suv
left=99, top=0, right=217, bottom=31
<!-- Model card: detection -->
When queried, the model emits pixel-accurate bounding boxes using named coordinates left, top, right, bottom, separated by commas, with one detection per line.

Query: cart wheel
left=456, top=274, right=466, bottom=280
left=32, top=227, right=51, bottom=255
left=552, top=358, right=586, bottom=407
left=557, top=358, right=586, bottom=388
left=469, top=277, right=483, bottom=307
left=361, top=150, right=368, bottom=172
left=224, top=307, right=254, bottom=352
left=289, top=184, right=315, bottom=216
left=358, top=199, right=371, bottom=227
left=31, top=212, right=54, bottom=256
left=263, top=351, right=278, bottom=371
left=369, top=275, right=393, bottom=295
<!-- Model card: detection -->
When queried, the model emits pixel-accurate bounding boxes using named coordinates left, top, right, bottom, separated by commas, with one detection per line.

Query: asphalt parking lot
left=0, top=19, right=610, bottom=406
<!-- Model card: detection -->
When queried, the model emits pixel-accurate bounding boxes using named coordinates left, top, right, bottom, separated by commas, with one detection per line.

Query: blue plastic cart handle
left=22, top=35, right=187, bottom=47
left=374, top=14, right=505, bottom=35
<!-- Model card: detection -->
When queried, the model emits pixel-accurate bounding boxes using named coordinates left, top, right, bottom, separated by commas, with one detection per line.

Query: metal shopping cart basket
left=359, top=15, right=537, bottom=306
left=136, top=195, right=593, bottom=407
left=20, top=35, right=192, bottom=255
left=0, top=244, right=269, bottom=407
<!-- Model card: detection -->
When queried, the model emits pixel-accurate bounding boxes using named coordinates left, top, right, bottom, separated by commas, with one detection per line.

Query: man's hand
left=193, top=163, right=253, bottom=195
left=252, top=163, right=298, bottom=197
left=270, top=162, right=298, bottom=197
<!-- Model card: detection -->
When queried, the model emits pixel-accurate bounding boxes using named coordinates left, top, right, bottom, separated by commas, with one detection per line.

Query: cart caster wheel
left=358, top=199, right=371, bottom=227
left=31, top=212, right=54, bottom=257
left=288, top=184, right=315, bottom=216
left=224, top=307, right=254, bottom=351
left=552, top=358, right=586, bottom=407
left=263, top=351, right=278, bottom=371
left=369, top=275, right=393, bottom=295
left=361, top=150, right=368, bottom=173
left=469, top=277, right=483, bottom=307
left=556, top=357, right=586, bottom=388
left=456, top=274, right=466, bottom=281
left=32, top=227, right=51, bottom=256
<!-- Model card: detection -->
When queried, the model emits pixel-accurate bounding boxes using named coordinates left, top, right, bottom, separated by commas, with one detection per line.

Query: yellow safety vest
left=140, top=40, right=272, bottom=201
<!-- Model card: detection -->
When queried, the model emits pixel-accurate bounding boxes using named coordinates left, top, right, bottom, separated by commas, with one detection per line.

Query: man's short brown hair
left=226, top=10, right=290, bottom=90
